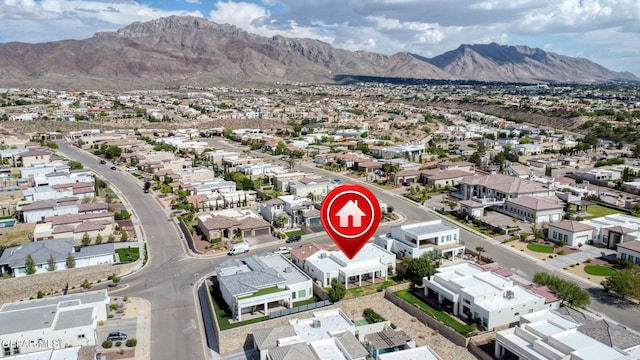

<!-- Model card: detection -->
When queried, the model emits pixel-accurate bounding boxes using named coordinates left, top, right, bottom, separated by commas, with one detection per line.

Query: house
left=14, top=148, right=52, bottom=167
left=502, top=196, right=565, bottom=223
left=215, top=253, right=312, bottom=321
left=363, top=329, right=416, bottom=359
left=453, top=174, right=556, bottom=201
left=546, top=220, right=596, bottom=247
left=0, top=238, right=114, bottom=277
left=617, top=241, right=640, bottom=266
left=278, top=195, right=319, bottom=228
left=580, top=214, right=640, bottom=249
left=287, top=176, right=335, bottom=200
left=495, top=308, right=640, bottom=360
left=197, top=212, right=271, bottom=242
left=420, top=169, right=474, bottom=188
left=423, top=263, right=560, bottom=330
left=290, top=243, right=395, bottom=289
left=0, top=290, right=109, bottom=357
left=252, top=309, right=367, bottom=360
left=375, top=220, right=464, bottom=260
left=377, top=346, right=443, bottom=360
left=18, top=197, right=80, bottom=223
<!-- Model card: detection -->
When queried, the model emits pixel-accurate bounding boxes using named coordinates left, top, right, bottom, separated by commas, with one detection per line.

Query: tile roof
left=21, top=200, right=56, bottom=211
left=607, top=225, right=636, bottom=234
left=290, top=243, right=336, bottom=261
left=78, top=202, right=108, bottom=212
left=522, top=284, right=559, bottom=304
left=506, top=196, right=564, bottom=210
left=618, top=241, right=640, bottom=252
left=237, top=217, right=271, bottom=230
left=421, top=169, right=474, bottom=180
left=268, top=342, right=319, bottom=360
left=462, top=174, right=549, bottom=195
left=548, top=220, right=595, bottom=233
left=73, top=221, right=107, bottom=233
left=252, top=325, right=296, bottom=349
left=201, top=215, right=240, bottom=230
left=0, top=238, right=74, bottom=267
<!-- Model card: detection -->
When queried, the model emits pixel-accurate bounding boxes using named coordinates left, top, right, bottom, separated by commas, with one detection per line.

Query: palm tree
left=475, top=246, right=485, bottom=264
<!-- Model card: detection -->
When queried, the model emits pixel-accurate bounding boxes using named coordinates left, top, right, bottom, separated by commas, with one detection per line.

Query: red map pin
left=320, top=184, right=381, bottom=259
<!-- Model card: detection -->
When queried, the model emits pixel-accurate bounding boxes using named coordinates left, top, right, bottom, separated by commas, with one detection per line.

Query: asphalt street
left=59, top=140, right=640, bottom=360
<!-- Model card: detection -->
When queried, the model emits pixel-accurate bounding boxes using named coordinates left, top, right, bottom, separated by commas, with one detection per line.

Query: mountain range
left=0, top=16, right=636, bottom=90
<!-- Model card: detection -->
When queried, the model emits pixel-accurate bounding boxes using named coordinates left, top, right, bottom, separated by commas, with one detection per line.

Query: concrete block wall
left=0, top=260, right=141, bottom=304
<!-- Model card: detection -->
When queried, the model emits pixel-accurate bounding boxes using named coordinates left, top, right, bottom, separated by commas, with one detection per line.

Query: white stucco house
left=617, top=241, right=640, bottom=266
left=375, top=220, right=464, bottom=260
left=546, top=220, right=596, bottom=247
left=495, top=308, right=640, bottom=360
left=290, top=243, right=395, bottom=289
left=215, top=253, right=312, bottom=321
left=424, top=263, right=560, bottom=330
left=0, top=290, right=109, bottom=357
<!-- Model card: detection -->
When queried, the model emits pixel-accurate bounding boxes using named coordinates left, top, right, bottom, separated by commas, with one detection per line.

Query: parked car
left=126, top=166, right=137, bottom=172
left=286, top=235, right=301, bottom=243
left=110, top=166, right=117, bottom=170
left=107, top=332, right=127, bottom=341
left=401, top=182, right=411, bottom=186
left=99, top=159, right=107, bottom=164
left=228, top=242, right=250, bottom=255
left=273, top=246, right=292, bottom=255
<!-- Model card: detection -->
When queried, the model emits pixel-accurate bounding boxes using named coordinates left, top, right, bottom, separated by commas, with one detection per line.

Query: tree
left=95, top=234, right=103, bottom=244
left=120, top=230, right=129, bottom=242
left=533, top=272, right=591, bottom=308
left=402, top=253, right=436, bottom=285
left=66, top=253, right=76, bottom=269
left=46, top=253, right=57, bottom=271
left=104, top=146, right=122, bottom=159
left=327, top=278, right=346, bottom=302
left=602, top=268, right=640, bottom=300
left=25, top=255, right=36, bottom=275
left=275, top=214, right=288, bottom=229
left=67, top=160, right=83, bottom=170
left=81, top=232, right=91, bottom=247
left=108, top=234, right=116, bottom=243
left=475, top=246, right=485, bottom=264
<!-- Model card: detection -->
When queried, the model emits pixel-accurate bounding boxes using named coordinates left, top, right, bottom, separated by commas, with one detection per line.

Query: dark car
left=286, top=235, right=301, bottom=243
left=110, top=166, right=117, bottom=170
left=99, top=159, right=107, bottom=164
left=107, top=332, right=127, bottom=341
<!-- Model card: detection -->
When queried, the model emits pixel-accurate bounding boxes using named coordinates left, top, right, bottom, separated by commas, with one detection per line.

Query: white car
left=273, top=246, right=292, bottom=255
left=126, top=167, right=137, bottom=172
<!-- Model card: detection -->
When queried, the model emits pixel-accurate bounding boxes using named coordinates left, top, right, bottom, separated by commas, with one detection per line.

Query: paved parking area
left=547, top=244, right=616, bottom=268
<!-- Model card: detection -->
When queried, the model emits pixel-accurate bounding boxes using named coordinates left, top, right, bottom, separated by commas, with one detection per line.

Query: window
left=298, top=289, right=306, bottom=298
left=291, top=292, right=296, bottom=299
left=463, top=298, right=470, bottom=304
left=563, top=234, right=568, bottom=241
left=514, top=312, right=519, bottom=316
left=621, top=253, right=627, bottom=261
left=553, top=231, right=557, bottom=240
left=4, top=346, right=10, bottom=356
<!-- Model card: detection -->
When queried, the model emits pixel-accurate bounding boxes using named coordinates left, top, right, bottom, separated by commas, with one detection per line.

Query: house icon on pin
left=335, top=200, right=366, bottom=227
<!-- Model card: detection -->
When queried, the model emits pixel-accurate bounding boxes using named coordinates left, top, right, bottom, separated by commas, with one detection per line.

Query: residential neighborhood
left=0, top=82, right=639, bottom=360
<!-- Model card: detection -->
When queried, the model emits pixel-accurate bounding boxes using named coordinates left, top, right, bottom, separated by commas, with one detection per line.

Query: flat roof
left=290, top=309, right=354, bottom=343
left=377, top=346, right=443, bottom=360
left=53, top=307, right=94, bottom=330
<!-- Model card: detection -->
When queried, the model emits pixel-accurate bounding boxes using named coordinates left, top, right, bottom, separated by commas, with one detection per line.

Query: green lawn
left=104, top=188, right=119, bottom=199
left=527, top=243, right=555, bottom=253
left=115, top=248, right=140, bottom=262
left=584, top=204, right=623, bottom=219
left=131, top=173, right=143, bottom=179
left=238, top=286, right=285, bottom=299
left=293, top=295, right=321, bottom=307
left=584, top=265, right=617, bottom=276
left=394, top=289, right=476, bottom=335
left=285, top=229, right=305, bottom=237
left=210, top=285, right=268, bottom=330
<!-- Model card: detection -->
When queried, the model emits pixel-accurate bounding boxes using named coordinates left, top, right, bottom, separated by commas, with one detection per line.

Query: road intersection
left=59, top=141, right=640, bottom=360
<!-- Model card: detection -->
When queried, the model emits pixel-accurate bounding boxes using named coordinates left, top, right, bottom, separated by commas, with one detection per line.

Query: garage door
left=575, top=235, right=588, bottom=246
left=254, top=228, right=270, bottom=236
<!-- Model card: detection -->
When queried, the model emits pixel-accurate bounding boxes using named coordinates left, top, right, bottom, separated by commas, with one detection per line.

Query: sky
left=0, top=0, right=638, bottom=77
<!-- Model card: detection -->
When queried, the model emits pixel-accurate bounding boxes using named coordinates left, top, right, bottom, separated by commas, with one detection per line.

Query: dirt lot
left=0, top=223, right=35, bottom=245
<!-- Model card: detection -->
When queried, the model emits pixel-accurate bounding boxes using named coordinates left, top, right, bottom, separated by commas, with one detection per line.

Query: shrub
left=557, top=250, right=565, bottom=255
left=363, top=308, right=386, bottom=323
left=585, top=258, right=592, bottom=263
left=102, top=340, right=113, bottom=349
left=126, top=339, right=138, bottom=347
left=115, top=341, right=122, bottom=347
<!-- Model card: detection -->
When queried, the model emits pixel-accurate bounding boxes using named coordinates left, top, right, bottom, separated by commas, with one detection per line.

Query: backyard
left=582, top=204, right=624, bottom=219
left=394, top=289, right=476, bottom=335
left=115, top=247, right=140, bottom=263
